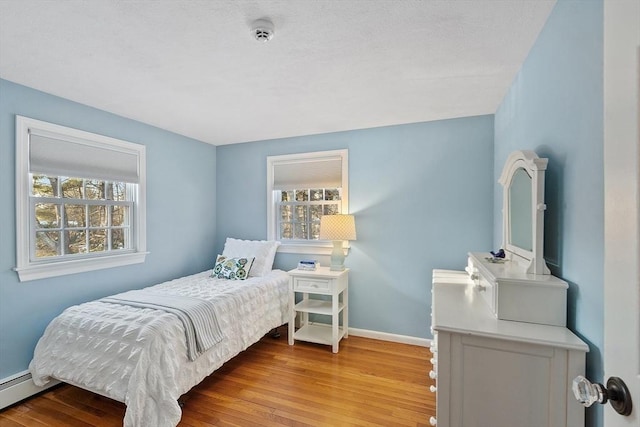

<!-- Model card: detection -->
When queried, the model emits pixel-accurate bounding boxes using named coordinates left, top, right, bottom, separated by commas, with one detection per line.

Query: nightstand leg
left=332, top=291, right=339, bottom=353
left=343, top=288, right=349, bottom=338
left=301, top=292, right=308, bottom=327
left=288, top=279, right=294, bottom=346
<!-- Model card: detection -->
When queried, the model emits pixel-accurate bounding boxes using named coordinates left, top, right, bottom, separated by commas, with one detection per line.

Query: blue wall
left=494, top=1, right=604, bottom=425
left=216, top=116, right=495, bottom=338
left=0, top=79, right=218, bottom=378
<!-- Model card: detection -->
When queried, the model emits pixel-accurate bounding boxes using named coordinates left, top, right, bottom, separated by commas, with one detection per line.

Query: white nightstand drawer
left=294, top=278, right=331, bottom=291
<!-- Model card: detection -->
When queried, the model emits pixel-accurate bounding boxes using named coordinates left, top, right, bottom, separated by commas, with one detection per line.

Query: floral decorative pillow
left=211, top=255, right=254, bottom=280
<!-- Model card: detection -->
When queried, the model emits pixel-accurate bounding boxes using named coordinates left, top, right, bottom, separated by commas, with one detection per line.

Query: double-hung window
left=15, top=116, right=147, bottom=281
left=267, top=149, right=348, bottom=254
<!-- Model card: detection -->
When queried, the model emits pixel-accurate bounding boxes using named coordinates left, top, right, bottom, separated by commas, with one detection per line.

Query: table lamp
left=319, top=214, right=357, bottom=271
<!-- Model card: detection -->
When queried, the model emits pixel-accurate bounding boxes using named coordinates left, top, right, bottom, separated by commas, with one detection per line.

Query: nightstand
left=288, top=266, right=349, bottom=353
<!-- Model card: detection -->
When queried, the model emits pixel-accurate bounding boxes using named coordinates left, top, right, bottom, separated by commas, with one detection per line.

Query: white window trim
left=267, top=149, right=349, bottom=255
left=14, top=116, right=148, bottom=282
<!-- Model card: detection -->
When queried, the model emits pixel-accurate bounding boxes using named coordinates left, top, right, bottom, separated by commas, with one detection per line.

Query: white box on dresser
left=467, top=252, right=568, bottom=326
left=429, top=275, right=588, bottom=427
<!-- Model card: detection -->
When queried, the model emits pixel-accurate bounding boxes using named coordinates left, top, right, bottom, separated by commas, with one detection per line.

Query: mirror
left=509, top=168, right=533, bottom=251
left=499, top=150, right=550, bottom=275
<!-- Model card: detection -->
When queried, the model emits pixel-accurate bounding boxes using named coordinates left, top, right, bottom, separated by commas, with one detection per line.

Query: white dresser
left=427, top=151, right=591, bottom=426
left=429, top=261, right=589, bottom=427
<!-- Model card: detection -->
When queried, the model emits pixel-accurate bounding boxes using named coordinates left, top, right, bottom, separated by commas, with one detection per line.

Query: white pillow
left=222, top=238, right=280, bottom=277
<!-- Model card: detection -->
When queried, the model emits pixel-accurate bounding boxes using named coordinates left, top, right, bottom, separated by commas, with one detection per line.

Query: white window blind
left=29, top=131, right=140, bottom=183
left=272, top=156, right=342, bottom=190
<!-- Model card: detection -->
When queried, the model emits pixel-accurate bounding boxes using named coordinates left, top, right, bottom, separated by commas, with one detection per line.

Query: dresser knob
left=430, top=385, right=437, bottom=393
left=430, top=357, right=436, bottom=365
left=429, top=370, right=437, bottom=379
left=429, top=416, right=437, bottom=425
left=464, top=266, right=477, bottom=280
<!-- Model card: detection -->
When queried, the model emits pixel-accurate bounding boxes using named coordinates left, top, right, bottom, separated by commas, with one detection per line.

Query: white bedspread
left=101, top=290, right=224, bottom=361
left=29, top=270, right=290, bottom=427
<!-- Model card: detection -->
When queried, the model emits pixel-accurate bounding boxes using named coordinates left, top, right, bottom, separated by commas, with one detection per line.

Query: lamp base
left=329, top=240, right=345, bottom=271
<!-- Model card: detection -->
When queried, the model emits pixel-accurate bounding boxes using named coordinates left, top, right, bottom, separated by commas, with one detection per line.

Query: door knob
left=572, top=375, right=633, bottom=416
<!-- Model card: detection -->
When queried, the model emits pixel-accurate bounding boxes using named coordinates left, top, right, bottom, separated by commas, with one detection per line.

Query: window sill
left=15, top=251, right=149, bottom=282
left=277, top=242, right=351, bottom=256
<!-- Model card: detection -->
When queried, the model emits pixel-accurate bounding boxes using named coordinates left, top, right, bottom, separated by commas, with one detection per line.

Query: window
left=267, top=149, right=348, bottom=254
left=31, top=177, right=131, bottom=257
left=15, top=116, right=147, bottom=281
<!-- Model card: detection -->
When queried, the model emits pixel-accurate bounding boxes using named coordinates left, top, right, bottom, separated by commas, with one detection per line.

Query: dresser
left=429, top=257, right=589, bottom=427
left=427, top=151, right=593, bottom=425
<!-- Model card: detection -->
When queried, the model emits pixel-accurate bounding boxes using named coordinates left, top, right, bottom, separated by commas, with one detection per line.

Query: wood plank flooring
left=0, top=326, right=435, bottom=426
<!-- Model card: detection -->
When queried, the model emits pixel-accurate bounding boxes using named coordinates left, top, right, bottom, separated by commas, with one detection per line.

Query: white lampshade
left=319, top=215, right=356, bottom=271
left=319, top=214, right=357, bottom=241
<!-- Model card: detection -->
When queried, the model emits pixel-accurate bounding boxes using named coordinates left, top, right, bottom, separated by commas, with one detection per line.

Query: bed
left=29, top=239, right=288, bottom=427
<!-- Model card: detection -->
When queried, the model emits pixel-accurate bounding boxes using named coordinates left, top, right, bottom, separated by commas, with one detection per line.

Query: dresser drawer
left=477, top=275, right=495, bottom=314
left=294, top=278, right=332, bottom=292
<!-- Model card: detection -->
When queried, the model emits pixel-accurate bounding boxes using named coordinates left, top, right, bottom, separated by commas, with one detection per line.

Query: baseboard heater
left=0, top=370, right=60, bottom=410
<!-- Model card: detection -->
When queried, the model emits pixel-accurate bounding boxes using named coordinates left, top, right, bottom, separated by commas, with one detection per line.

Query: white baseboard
left=0, top=370, right=60, bottom=410
left=348, top=327, right=432, bottom=347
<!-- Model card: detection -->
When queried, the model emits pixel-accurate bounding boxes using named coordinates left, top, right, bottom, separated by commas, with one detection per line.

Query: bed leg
left=269, top=327, right=281, bottom=339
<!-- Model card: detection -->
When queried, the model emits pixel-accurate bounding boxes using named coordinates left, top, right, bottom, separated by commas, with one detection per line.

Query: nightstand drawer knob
left=429, top=370, right=437, bottom=379
left=430, top=416, right=437, bottom=425
left=430, top=385, right=437, bottom=393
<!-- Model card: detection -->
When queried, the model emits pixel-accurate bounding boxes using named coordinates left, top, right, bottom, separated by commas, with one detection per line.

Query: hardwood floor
left=0, top=326, right=435, bottom=426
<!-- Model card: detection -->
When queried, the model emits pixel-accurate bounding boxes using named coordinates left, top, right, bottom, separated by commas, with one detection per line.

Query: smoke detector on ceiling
left=251, top=19, right=275, bottom=42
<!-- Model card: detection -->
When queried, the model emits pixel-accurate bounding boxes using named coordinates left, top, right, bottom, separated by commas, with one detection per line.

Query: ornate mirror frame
left=499, top=150, right=550, bottom=275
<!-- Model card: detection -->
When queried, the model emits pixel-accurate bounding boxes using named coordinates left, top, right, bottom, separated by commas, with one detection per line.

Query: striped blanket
left=101, top=290, right=223, bottom=361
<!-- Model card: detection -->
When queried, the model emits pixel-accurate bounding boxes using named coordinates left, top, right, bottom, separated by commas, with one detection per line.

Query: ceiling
left=0, top=0, right=556, bottom=146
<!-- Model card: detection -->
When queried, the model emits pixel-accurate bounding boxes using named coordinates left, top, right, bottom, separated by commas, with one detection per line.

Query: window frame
left=267, top=149, right=349, bottom=255
left=15, top=116, right=148, bottom=282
